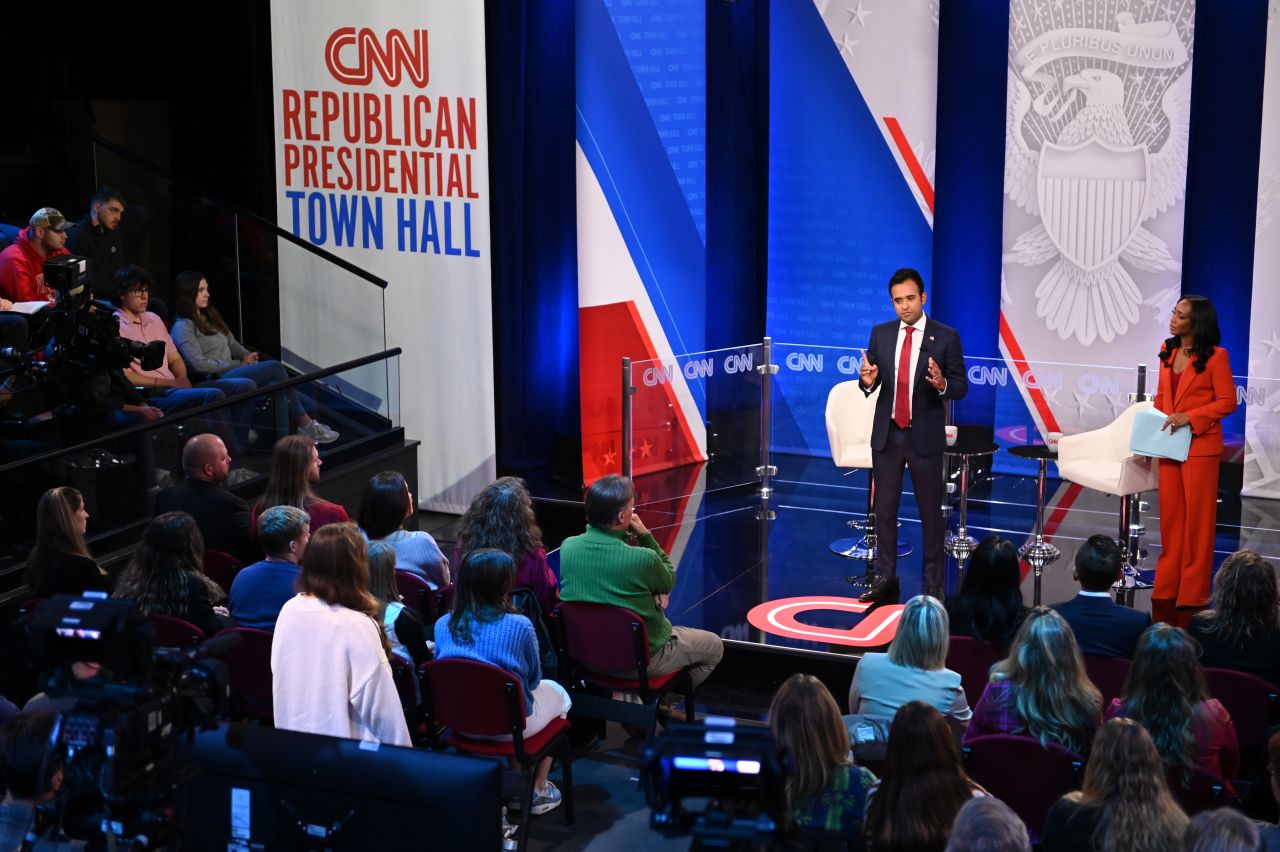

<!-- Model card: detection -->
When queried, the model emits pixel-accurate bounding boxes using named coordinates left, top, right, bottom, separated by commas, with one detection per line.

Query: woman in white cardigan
left=272, top=522, right=411, bottom=746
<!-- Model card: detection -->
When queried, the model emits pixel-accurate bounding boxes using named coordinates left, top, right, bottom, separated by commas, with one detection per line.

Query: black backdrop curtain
left=485, top=0, right=581, bottom=481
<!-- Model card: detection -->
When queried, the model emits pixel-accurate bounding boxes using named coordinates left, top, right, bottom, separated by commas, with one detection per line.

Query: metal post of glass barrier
left=621, top=356, right=634, bottom=478
left=1115, top=362, right=1155, bottom=605
left=756, top=337, right=779, bottom=498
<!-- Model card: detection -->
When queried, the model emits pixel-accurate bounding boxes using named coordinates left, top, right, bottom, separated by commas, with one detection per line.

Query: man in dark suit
left=155, top=433, right=256, bottom=563
left=1051, top=534, right=1150, bottom=658
left=858, top=268, right=967, bottom=604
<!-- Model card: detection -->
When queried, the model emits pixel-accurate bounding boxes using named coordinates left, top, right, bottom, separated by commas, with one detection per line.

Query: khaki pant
left=646, top=626, right=724, bottom=689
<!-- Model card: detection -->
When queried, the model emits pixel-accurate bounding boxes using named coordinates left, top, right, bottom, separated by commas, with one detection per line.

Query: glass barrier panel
left=0, top=353, right=400, bottom=582
left=1240, top=373, right=1280, bottom=511
left=769, top=340, right=869, bottom=464
left=627, top=343, right=763, bottom=495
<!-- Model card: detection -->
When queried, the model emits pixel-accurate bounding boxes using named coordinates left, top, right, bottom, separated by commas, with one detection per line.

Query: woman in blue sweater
left=434, top=548, right=570, bottom=815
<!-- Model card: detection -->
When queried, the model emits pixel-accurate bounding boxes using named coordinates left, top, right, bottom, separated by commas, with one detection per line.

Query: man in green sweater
left=560, top=474, right=723, bottom=688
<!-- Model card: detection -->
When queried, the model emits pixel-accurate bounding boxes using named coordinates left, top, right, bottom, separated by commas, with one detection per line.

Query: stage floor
left=546, top=454, right=1280, bottom=656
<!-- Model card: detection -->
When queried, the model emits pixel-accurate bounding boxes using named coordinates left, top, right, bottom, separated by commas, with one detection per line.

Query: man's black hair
left=90, top=186, right=125, bottom=207
left=112, top=264, right=152, bottom=302
left=1075, top=534, right=1122, bottom=592
left=584, top=474, right=635, bottom=529
left=888, top=268, right=925, bottom=296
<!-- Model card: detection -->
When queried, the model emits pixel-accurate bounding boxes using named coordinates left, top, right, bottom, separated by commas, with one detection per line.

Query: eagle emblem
left=1004, top=6, right=1193, bottom=345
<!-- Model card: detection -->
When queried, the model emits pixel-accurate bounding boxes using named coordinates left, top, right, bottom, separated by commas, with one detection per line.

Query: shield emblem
left=1036, top=139, right=1148, bottom=272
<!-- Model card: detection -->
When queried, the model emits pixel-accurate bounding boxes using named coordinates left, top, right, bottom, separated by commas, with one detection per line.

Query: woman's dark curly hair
left=1159, top=295, right=1220, bottom=374
left=1194, top=551, right=1279, bottom=646
left=456, top=477, right=543, bottom=561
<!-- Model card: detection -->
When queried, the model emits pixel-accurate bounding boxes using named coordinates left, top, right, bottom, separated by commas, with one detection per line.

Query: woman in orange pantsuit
left=1152, top=296, right=1237, bottom=608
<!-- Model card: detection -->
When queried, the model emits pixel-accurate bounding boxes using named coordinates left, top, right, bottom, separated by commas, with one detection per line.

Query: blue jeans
left=220, top=360, right=309, bottom=419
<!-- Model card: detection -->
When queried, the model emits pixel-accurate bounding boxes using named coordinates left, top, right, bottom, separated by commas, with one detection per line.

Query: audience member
left=112, top=265, right=255, bottom=406
left=271, top=523, right=410, bottom=746
left=366, top=541, right=430, bottom=667
left=1183, top=808, right=1260, bottom=852
left=1050, top=535, right=1150, bottom=659
left=255, top=435, right=349, bottom=532
left=0, top=709, right=85, bottom=850
left=0, top=208, right=70, bottom=304
left=434, top=548, right=571, bottom=814
left=944, top=797, right=1029, bottom=852
left=1189, top=550, right=1280, bottom=685
left=864, top=701, right=984, bottom=852
left=170, top=270, right=338, bottom=443
left=944, top=537, right=1028, bottom=645
left=559, top=474, right=723, bottom=692
left=964, top=607, right=1101, bottom=753
left=1107, top=623, right=1239, bottom=787
left=156, top=434, right=256, bottom=562
left=357, top=470, right=449, bottom=588
left=65, top=186, right=133, bottom=296
left=456, top=476, right=558, bottom=617
left=112, top=512, right=229, bottom=637
left=1041, top=717, right=1187, bottom=852
left=23, top=486, right=106, bottom=598
left=847, top=595, right=971, bottom=758
left=1258, top=731, right=1280, bottom=851
left=769, top=673, right=876, bottom=841
left=228, top=505, right=310, bottom=631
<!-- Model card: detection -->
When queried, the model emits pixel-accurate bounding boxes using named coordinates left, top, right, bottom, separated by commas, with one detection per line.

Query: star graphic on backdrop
left=602, top=449, right=616, bottom=466
left=1072, top=391, right=1097, bottom=419
left=847, top=2, right=871, bottom=28
left=840, top=31, right=859, bottom=56
left=1139, top=95, right=1156, bottom=110
left=639, top=439, right=654, bottom=458
left=1146, top=118, right=1164, bottom=135
left=1256, top=331, right=1280, bottom=362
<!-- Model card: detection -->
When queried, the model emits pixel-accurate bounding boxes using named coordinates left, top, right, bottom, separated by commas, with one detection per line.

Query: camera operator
left=0, top=709, right=84, bottom=850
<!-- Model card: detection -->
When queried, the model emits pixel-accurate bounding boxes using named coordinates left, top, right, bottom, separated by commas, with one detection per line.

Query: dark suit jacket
left=1050, top=593, right=1150, bottom=659
left=155, top=478, right=256, bottom=564
left=861, top=316, right=967, bottom=456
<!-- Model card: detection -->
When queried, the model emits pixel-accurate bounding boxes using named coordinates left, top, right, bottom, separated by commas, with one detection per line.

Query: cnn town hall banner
left=270, top=1, right=494, bottom=513
left=1000, top=0, right=1195, bottom=438
left=1245, top=3, right=1280, bottom=501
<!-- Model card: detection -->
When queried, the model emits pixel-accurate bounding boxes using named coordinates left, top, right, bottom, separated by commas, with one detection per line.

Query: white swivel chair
left=825, top=381, right=910, bottom=581
left=1056, top=401, right=1159, bottom=596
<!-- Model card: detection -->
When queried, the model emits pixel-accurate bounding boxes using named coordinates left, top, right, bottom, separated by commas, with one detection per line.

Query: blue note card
left=1130, top=407, right=1191, bottom=462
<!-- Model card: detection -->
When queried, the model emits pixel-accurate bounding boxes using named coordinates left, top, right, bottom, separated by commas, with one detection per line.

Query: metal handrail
left=0, top=347, right=402, bottom=477
left=91, top=135, right=388, bottom=290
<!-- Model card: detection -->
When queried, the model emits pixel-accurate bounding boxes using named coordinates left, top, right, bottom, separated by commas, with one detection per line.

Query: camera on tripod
left=23, top=594, right=235, bottom=849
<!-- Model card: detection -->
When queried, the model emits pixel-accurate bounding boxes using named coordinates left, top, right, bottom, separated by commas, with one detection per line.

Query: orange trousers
left=1153, top=455, right=1220, bottom=607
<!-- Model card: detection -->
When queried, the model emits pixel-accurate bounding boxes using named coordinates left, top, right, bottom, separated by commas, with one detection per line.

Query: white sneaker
left=529, top=780, right=562, bottom=816
left=298, top=420, right=340, bottom=444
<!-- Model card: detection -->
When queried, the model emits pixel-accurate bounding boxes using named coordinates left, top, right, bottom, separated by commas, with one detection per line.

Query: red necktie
left=894, top=326, right=914, bottom=428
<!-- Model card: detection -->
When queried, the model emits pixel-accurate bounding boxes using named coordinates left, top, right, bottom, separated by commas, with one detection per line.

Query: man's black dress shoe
left=858, top=575, right=900, bottom=605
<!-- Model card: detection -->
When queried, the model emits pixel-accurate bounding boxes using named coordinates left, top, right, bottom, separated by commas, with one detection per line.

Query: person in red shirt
left=0, top=208, right=72, bottom=305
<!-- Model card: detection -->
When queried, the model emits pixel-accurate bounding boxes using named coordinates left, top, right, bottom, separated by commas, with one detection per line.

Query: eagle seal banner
left=1000, top=0, right=1195, bottom=437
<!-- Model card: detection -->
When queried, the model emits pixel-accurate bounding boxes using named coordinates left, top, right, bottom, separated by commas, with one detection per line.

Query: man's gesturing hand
left=925, top=357, right=947, bottom=391
left=860, top=352, right=879, bottom=389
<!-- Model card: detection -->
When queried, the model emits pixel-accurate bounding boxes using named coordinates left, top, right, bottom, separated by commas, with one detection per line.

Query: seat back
left=1082, top=654, right=1132, bottom=711
left=1167, top=765, right=1235, bottom=815
left=421, top=658, right=524, bottom=739
left=945, top=636, right=1006, bottom=710
left=1057, top=402, right=1158, bottom=496
left=825, top=381, right=879, bottom=470
left=150, top=614, right=206, bottom=649
left=214, top=627, right=273, bottom=721
left=1205, top=667, right=1280, bottom=750
left=433, top=583, right=456, bottom=621
left=203, top=549, right=242, bottom=594
left=394, top=569, right=438, bottom=623
left=962, top=735, right=1084, bottom=841
left=555, top=601, right=650, bottom=674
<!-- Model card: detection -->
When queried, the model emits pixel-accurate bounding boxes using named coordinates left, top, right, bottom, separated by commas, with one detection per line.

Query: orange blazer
left=1152, top=345, right=1237, bottom=458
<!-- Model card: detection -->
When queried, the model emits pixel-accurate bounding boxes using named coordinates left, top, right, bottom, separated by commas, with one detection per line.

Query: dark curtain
left=485, top=0, right=581, bottom=478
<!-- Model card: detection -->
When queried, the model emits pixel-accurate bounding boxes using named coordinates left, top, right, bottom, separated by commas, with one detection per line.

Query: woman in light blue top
left=358, top=471, right=450, bottom=588
left=435, top=549, right=570, bottom=815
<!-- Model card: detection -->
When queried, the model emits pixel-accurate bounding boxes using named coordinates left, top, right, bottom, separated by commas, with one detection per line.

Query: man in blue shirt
left=229, top=505, right=311, bottom=630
